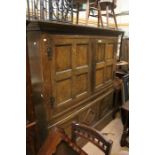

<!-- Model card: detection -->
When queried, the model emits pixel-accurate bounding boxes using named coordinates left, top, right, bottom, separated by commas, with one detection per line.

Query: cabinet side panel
left=27, top=31, right=48, bottom=144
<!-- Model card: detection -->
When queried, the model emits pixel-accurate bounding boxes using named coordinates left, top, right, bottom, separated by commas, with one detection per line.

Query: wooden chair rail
left=72, top=122, right=113, bottom=155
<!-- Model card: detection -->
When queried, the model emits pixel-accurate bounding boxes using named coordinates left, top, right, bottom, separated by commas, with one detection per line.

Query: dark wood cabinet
left=27, top=21, right=123, bottom=141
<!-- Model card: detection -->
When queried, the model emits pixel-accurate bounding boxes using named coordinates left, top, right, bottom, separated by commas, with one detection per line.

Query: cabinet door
left=74, top=39, right=92, bottom=100
left=49, top=37, right=91, bottom=115
left=105, top=39, right=116, bottom=82
left=52, top=38, right=73, bottom=111
left=94, top=39, right=106, bottom=91
left=94, top=38, right=117, bottom=92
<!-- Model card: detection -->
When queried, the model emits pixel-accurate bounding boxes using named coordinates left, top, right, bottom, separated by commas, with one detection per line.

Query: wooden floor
left=82, top=114, right=129, bottom=155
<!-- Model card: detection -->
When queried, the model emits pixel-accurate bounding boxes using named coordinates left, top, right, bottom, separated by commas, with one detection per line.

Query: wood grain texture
left=27, top=22, right=120, bottom=145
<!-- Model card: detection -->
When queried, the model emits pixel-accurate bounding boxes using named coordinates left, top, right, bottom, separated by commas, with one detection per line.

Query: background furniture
left=26, top=0, right=74, bottom=23
left=112, top=78, right=123, bottom=118
left=113, top=73, right=129, bottom=119
left=120, top=74, right=129, bottom=147
left=119, top=37, right=129, bottom=72
left=120, top=101, right=129, bottom=147
left=72, top=122, right=113, bottom=155
left=86, top=0, right=118, bottom=28
left=49, top=0, right=74, bottom=23
left=121, top=74, right=129, bottom=105
left=73, top=0, right=87, bottom=24
left=27, top=21, right=123, bottom=147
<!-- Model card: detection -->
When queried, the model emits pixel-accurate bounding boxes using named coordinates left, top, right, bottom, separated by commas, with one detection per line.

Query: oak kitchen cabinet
left=27, top=21, right=123, bottom=142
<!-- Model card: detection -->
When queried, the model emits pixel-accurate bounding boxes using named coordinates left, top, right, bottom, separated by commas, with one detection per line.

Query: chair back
left=71, top=122, right=113, bottom=155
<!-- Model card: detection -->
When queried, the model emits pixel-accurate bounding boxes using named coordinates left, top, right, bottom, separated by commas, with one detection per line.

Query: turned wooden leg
left=98, top=2, right=103, bottom=27
left=76, top=3, right=79, bottom=24
left=86, top=0, right=90, bottom=25
left=106, top=5, right=109, bottom=28
left=112, top=8, right=118, bottom=29
left=98, top=10, right=100, bottom=27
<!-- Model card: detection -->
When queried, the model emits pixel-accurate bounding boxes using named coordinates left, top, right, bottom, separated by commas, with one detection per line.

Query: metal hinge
left=50, top=96, right=55, bottom=108
left=47, top=47, right=53, bottom=60
left=44, top=36, right=53, bottom=60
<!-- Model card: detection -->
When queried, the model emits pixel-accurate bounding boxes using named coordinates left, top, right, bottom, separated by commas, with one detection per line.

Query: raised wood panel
left=94, top=41, right=106, bottom=91
left=74, top=39, right=91, bottom=100
left=75, top=73, right=88, bottom=96
left=96, top=43, right=105, bottom=62
left=76, top=44, right=88, bottom=67
left=105, top=65, right=113, bottom=81
left=55, top=45, right=72, bottom=72
left=95, top=68, right=105, bottom=87
left=56, top=78, right=72, bottom=105
left=105, top=43, right=114, bottom=60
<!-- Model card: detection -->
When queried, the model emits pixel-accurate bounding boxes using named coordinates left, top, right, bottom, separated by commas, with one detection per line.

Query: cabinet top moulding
left=26, top=20, right=124, bottom=36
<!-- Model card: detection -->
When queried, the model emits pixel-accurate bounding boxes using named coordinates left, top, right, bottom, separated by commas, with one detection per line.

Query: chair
left=73, top=0, right=87, bottom=24
left=71, top=122, right=113, bottom=155
left=86, top=0, right=118, bottom=28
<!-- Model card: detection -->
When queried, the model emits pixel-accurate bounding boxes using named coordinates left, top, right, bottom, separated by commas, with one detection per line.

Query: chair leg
left=106, top=5, right=109, bottom=28
left=112, top=8, right=118, bottom=29
left=86, top=0, right=90, bottom=25
left=98, top=10, right=100, bottom=27
left=76, top=3, right=79, bottom=24
left=98, top=2, right=103, bottom=27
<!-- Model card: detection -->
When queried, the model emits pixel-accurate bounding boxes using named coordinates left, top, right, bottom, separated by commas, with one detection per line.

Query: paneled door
left=94, top=38, right=117, bottom=92
left=94, top=39, right=107, bottom=92
left=50, top=36, right=92, bottom=114
left=105, top=39, right=117, bottom=82
left=74, top=39, right=92, bottom=100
